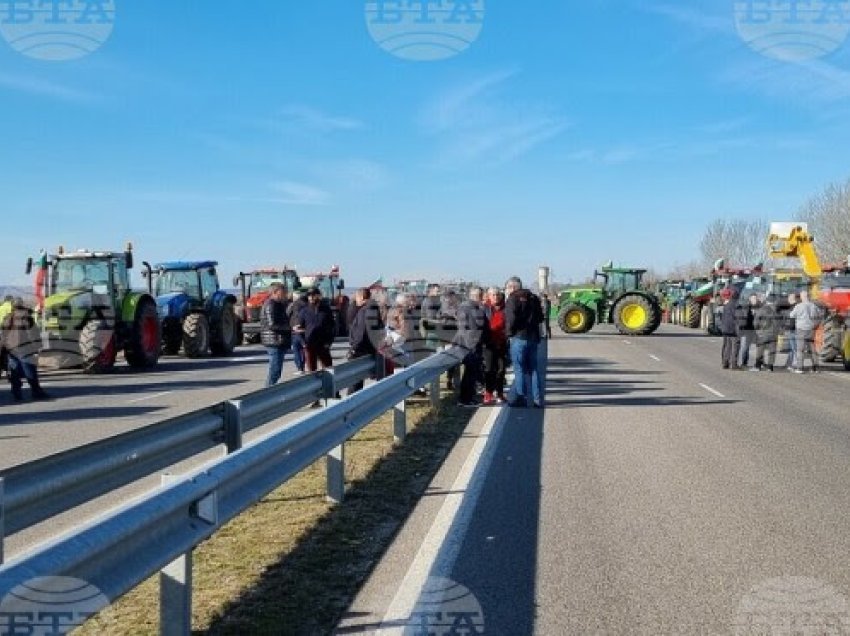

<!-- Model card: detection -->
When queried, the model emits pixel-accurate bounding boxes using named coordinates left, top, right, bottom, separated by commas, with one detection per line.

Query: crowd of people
left=259, top=277, right=549, bottom=408
left=719, top=288, right=825, bottom=373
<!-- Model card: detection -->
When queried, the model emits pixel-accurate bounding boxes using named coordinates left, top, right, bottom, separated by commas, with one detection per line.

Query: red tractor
left=233, top=268, right=300, bottom=344
left=816, top=263, right=850, bottom=368
left=298, top=266, right=349, bottom=337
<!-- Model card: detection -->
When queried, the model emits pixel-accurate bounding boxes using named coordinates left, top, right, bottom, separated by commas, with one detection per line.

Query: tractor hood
left=41, top=290, right=91, bottom=330
left=691, top=281, right=714, bottom=302
left=43, top=290, right=85, bottom=310
left=156, top=292, right=192, bottom=319
left=247, top=291, right=271, bottom=308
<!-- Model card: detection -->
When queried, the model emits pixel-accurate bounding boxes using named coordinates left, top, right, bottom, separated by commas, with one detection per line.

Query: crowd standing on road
left=719, top=288, right=826, bottom=374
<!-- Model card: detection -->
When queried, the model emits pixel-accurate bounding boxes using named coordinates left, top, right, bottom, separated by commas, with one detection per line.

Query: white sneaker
left=292, top=370, right=304, bottom=377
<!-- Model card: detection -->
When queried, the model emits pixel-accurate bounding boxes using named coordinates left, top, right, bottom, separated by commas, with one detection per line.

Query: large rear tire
left=210, top=303, right=239, bottom=356
left=126, top=298, right=161, bottom=368
left=612, top=294, right=658, bottom=336
left=686, top=299, right=701, bottom=328
left=818, top=314, right=841, bottom=363
left=80, top=320, right=117, bottom=374
left=183, top=313, right=210, bottom=358
left=557, top=303, right=594, bottom=334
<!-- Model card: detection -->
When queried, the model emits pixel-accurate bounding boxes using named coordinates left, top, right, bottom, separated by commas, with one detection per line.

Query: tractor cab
left=595, top=267, right=646, bottom=295
left=232, top=267, right=300, bottom=344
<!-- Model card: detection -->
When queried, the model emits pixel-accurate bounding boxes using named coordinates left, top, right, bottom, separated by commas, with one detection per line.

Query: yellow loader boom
left=767, top=222, right=823, bottom=279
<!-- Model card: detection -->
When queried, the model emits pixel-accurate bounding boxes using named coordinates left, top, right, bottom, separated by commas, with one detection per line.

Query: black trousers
left=459, top=349, right=482, bottom=402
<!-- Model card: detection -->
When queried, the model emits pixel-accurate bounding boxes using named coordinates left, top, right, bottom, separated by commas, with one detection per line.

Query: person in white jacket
left=788, top=290, right=823, bottom=373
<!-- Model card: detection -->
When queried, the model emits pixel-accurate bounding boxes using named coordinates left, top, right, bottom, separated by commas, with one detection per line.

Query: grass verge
left=78, top=393, right=475, bottom=635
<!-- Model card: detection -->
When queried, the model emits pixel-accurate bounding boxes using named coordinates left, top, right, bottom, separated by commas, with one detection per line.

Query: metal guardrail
left=0, top=355, right=381, bottom=558
left=0, top=347, right=468, bottom=635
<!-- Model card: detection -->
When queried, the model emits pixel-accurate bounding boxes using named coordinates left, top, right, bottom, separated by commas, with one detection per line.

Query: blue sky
left=3, top=1, right=850, bottom=288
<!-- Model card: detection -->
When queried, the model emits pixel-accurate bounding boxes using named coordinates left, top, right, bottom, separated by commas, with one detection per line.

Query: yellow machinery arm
left=767, top=222, right=823, bottom=278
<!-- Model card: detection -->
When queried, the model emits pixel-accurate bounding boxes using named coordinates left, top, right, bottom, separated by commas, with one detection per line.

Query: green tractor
left=26, top=244, right=161, bottom=373
left=556, top=264, right=662, bottom=336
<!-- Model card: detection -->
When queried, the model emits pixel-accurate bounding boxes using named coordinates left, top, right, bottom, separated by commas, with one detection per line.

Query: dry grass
left=78, top=393, right=474, bottom=635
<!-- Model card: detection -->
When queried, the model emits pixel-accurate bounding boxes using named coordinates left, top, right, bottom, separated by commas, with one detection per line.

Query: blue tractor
left=143, top=261, right=240, bottom=357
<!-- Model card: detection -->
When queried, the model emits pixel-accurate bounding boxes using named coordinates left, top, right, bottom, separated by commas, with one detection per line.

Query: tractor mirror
left=293, top=276, right=302, bottom=290
left=25, top=257, right=32, bottom=275
left=125, top=251, right=134, bottom=269
left=337, top=279, right=345, bottom=290
left=232, top=275, right=240, bottom=287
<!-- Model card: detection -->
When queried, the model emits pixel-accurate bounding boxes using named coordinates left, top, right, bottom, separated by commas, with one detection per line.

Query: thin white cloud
left=422, top=69, right=569, bottom=166
left=268, top=180, right=331, bottom=206
left=314, top=159, right=391, bottom=192
left=0, top=72, right=101, bottom=103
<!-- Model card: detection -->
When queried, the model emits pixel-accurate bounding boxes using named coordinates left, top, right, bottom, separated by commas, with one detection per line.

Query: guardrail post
left=160, top=473, right=193, bottom=636
left=223, top=400, right=243, bottom=453
left=321, top=368, right=337, bottom=402
left=393, top=369, right=407, bottom=444
left=429, top=374, right=440, bottom=409
left=326, top=444, right=345, bottom=504
left=0, top=477, right=5, bottom=564
left=375, top=354, right=387, bottom=381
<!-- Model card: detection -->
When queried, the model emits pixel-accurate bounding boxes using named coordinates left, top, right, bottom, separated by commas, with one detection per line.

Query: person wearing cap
left=720, top=288, right=741, bottom=369
left=298, top=287, right=336, bottom=374
left=1, top=298, right=49, bottom=401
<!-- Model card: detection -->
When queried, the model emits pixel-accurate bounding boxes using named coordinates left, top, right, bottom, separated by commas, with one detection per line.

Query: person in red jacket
left=483, top=289, right=508, bottom=404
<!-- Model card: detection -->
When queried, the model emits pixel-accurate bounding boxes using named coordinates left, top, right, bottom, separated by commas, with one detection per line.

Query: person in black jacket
left=504, top=277, right=544, bottom=407
left=260, top=283, right=292, bottom=386
left=454, top=287, right=489, bottom=407
left=753, top=295, right=779, bottom=371
left=738, top=293, right=757, bottom=367
left=299, top=287, right=335, bottom=373
left=720, top=288, right=741, bottom=369
left=347, top=288, right=384, bottom=394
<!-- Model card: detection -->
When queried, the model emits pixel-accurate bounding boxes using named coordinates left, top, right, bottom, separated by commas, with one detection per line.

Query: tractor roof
left=155, top=261, right=218, bottom=271
left=248, top=268, right=297, bottom=275
left=53, top=250, right=123, bottom=260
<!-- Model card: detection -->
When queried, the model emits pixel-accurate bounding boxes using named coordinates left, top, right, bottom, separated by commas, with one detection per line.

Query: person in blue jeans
left=288, top=289, right=307, bottom=374
left=504, top=277, right=544, bottom=408
left=260, top=283, right=292, bottom=387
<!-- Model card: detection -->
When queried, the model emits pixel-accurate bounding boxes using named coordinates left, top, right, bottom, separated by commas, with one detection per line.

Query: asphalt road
left=339, top=324, right=850, bottom=635
left=0, top=342, right=350, bottom=559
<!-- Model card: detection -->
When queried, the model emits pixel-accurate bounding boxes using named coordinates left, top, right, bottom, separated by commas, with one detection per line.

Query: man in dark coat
left=1, top=298, right=49, bottom=401
left=299, top=287, right=335, bottom=373
left=720, top=288, right=741, bottom=369
left=504, top=276, right=544, bottom=407
left=260, top=283, right=292, bottom=386
left=454, top=287, right=489, bottom=407
left=753, top=295, right=779, bottom=371
left=347, top=288, right=384, bottom=394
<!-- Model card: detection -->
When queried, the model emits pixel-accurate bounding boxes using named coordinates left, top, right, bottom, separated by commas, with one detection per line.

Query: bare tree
left=699, top=218, right=767, bottom=269
left=798, top=178, right=850, bottom=264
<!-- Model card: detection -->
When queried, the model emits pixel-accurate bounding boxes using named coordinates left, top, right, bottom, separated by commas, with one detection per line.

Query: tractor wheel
left=817, top=314, right=842, bottom=364
left=183, top=313, right=210, bottom=358
left=647, top=300, right=663, bottom=332
left=80, top=320, right=117, bottom=374
left=126, top=298, right=161, bottom=368
left=210, top=302, right=239, bottom=356
left=612, top=294, right=657, bottom=336
left=685, top=300, right=701, bottom=329
left=557, top=303, right=594, bottom=334
left=842, top=327, right=850, bottom=371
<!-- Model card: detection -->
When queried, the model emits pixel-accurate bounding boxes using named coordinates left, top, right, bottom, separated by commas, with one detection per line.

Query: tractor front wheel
left=612, top=294, right=658, bottom=336
left=80, top=320, right=117, bottom=374
left=183, top=313, right=210, bottom=358
left=126, top=298, right=161, bottom=368
left=686, top=299, right=701, bottom=329
left=210, top=303, right=239, bottom=356
left=558, top=303, right=594, bottom=334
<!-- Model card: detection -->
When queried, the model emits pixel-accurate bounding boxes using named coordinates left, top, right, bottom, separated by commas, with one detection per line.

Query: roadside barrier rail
left=0, top=338, right=555, bottom=636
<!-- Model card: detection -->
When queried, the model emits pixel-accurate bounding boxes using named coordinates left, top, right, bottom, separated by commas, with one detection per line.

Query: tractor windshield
left=53, top=258, right=112, bottom=294
left=156, top=270, right=201, bottom=299
left=605, top=271, right=641, bottom=294
left=301, top=275, right=335, bottom=299
left=251, top=272, right=297, bottom=293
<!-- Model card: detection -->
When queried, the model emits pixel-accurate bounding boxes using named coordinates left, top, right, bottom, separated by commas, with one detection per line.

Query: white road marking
left=829, top=372, right=849, bottom=379
left=226, top=355, right=267, bottom=362
left=699, top=383, right=725, bottom=399
left=649, top=354, right=661, bottom=362
left=379, top=406, right=508, bottom=631
left=623, top=340, right=632, bottom=345
left=127, top=391, right=172, bottom=404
